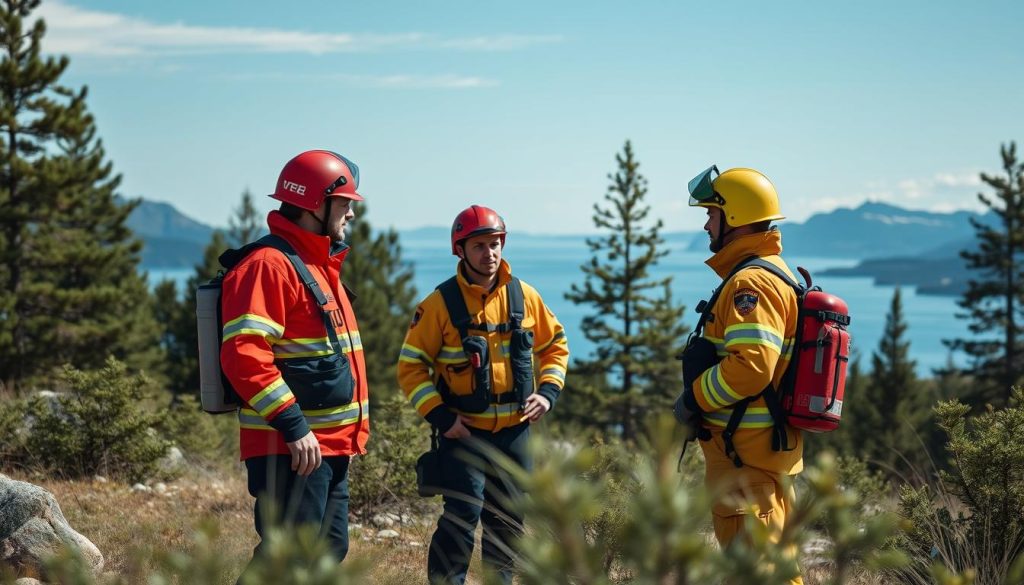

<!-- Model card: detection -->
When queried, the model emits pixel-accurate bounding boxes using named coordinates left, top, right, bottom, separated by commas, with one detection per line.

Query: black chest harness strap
left=435, top=276, right=533, bottom=412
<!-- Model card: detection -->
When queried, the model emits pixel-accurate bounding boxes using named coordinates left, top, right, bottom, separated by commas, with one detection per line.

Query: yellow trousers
left=707, top=464, right=804, bottom=585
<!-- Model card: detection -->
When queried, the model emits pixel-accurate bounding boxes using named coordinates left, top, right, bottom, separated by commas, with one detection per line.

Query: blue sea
left=144, top=232, right=971, bottom=376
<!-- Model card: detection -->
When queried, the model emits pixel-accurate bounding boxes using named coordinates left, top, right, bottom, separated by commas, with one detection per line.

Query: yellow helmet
left=687, top=165, right=785, bottom=227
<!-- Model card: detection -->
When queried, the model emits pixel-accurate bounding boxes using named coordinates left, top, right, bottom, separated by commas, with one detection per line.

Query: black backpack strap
left=437, top=276, right=472, bottom=340
left=741, top=258, right=802, bottom=290
left=254, top=235, right=346, bottom=361
left=507, top=277, right=525, bottom=330
left=692, top=256, right=765, bottom=336
left=722, top=398, right=752, bottom=468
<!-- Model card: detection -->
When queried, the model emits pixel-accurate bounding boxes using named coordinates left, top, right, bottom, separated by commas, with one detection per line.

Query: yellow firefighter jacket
left=693, top=229, right=804, bottom=475
left=397, top=259, right=569, bottom=432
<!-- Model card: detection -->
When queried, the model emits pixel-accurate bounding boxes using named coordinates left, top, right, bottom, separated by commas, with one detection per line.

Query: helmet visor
left=687, top=164, right=721, bottom=205
left=324, top=151, right=361, bottom=194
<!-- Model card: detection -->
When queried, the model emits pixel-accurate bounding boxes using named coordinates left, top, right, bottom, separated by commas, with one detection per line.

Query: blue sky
left=37, top=0, right=1024, bottom=234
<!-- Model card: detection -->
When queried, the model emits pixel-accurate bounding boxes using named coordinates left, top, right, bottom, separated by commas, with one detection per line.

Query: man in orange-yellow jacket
left=674, top=166, right=804, bottom=584
left=220, top=150, right=369, bottom=577
left=397, top=205, right=569, bottom=584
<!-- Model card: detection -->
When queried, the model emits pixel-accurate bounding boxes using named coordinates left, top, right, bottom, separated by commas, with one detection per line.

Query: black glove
left=680, top=337, right=719, bottom=390
left=673, top=389, right=702, bottom=441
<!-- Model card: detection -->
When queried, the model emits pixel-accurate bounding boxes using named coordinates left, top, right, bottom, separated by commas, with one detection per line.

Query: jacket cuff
left=424, top=405, right=458, bottom=433
left=267, top=403, right=310, bottom=443
left=537, top=383, right=561, bottom=411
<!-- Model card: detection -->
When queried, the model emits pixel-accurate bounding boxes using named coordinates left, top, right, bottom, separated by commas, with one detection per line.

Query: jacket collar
left=705, top=228, right=784, bottom=279
left=267, top=210, right=349, bottom=265
left=456, top=258, right=513, bottom=297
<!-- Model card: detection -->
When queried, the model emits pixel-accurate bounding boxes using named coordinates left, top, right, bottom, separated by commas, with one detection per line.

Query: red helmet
left=269, top=150, right=363, bottom=211
left=451, top=205, right=506, bottom=255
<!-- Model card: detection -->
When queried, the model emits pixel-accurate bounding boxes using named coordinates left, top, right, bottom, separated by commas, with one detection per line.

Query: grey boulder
left=0, top=474, right=103, bottom=580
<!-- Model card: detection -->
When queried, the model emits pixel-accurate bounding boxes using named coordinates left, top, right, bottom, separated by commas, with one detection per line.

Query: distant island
left=127, top=198, right=985, bottom=297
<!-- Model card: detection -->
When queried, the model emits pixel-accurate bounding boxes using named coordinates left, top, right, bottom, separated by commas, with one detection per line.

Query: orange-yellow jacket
left=397, top=260, right=569, bottom=432
left=693, top=229, right=803, bottom=475
left=220, top=211, right=370, bottom=461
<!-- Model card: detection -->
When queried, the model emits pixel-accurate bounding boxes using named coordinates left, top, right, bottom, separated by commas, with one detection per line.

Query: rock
left=14, top=578, right=43, bottom=584
left=131, top=483, right=150, bottom=493
left=92, top=476, right=107, bottom=484
left=375, top=529, right=400, bottom=539
left=157, top=446, right=186, bottom=475
left=371, top=514, right=395, bottom=528
left=153, top=483, right=167, bottom=494
left=347, top=523, right=363, bottom=533
left=0, top=474, right=104, bottom=579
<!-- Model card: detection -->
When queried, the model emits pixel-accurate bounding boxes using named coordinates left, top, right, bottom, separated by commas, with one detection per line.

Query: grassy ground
left=6, top=467, right=881, bottom=584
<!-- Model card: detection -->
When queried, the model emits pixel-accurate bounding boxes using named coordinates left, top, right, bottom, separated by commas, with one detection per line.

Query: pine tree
left=945, top=142, right=1024, bottom=407
left=156, top=231, right=226, bottom=396
left=0, top=0, right=160, bottom=392
left=565, top=141, right=688, bottom=440
left=851, top=289, right=930, bottom=475
left=227, top=188, right=262, bottom=247
left=342, top=203, right=418, bottom=408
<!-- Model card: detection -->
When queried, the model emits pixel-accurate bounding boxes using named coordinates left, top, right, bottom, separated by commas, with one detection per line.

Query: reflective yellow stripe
left=248, top=378, right=294, bottom=418
left=723, top=323, right=784, bottom=353
left=437, top=345, right=468, bottom=364
left=702, top=406, right=775, bottom=428
left=399, top=343, right=432, bottom=364
left=223, top=314, right=284, bottom=342
left=408, top=381, right=442, bottom=411
left=238, top=400, right=369, bottom=430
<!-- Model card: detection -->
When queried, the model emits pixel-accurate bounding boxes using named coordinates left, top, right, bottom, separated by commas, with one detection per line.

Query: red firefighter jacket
left=220, top=211, right=369, bottom=461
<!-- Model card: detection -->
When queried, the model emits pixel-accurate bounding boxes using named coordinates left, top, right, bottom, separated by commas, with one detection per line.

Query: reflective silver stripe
left=724, top=327, right=784, bottom=351
left=223, top=318, right=282, bottom=341
left=238, top=400, right=368, bottom=430
left=437, top=347, right=467, bottom=362
left=703, top=408, right=775, bottom=428
left=274, top=339, right=333, bottom=357
left=409, top=383, right=439, bottom=409
left=400, top=348, right=431, bottom=364
left=705, top=365, right=742, bottom=407
left=540, top=368, right=565, bottom=382
left=250, top=381, right=293, bottom=416
left=535, top=331, right=567, bottom=353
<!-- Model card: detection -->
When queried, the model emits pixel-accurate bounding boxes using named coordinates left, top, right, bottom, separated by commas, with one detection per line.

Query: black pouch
left=509, top=328, right=535, bottom=404
left=678, top=336, right=720, bottom=389
left=416, top=428, right=442, bottom=497
left=457, top=335, right=492, bottom=413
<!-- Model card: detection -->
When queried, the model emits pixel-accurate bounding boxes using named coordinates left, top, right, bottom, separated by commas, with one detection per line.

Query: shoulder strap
left=437, top=276, right=472, bottom=340
left=248, top=234, right=345, bottom=360
left=693, top=256, right=762, bottom=336
left=741, top=258, right=802, bottom=291
left=507, top=277, right=525, bottom=330
left=437, top=276, right=526, bottom=339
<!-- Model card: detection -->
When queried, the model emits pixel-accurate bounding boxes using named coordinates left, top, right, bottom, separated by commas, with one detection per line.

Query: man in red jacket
left=220, top=150, right=370, bottom=574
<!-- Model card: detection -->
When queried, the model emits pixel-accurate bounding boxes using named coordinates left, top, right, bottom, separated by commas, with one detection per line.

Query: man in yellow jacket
left=397, top=205, right=569, bottom=585
left=674, top=166, right=804, bottom=584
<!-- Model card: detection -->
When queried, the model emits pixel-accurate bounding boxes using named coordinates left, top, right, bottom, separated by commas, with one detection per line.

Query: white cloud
left=226, top=72, right=499, bottom=89
left=36, top=1, right=562, bottom=57
left=843, top=170, right=986, bottom=214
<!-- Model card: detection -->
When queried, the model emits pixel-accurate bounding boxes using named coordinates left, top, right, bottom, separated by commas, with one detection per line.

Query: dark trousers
left=427, top=424, right=530, bottom=585
left=241, top=454, right=351, bottom=574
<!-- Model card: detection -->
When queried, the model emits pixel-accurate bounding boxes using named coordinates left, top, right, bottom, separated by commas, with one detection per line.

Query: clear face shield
left=687, top=164, right=724, bottom=206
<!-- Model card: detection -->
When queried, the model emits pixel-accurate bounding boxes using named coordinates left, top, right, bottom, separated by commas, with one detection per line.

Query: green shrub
left=348, top=395, right=431, bottom=517
left=157, top=393, right=238, bottom=469
left=26, top=357, right=170, bottom=483
left=895, top=388, right=1024, bottom=584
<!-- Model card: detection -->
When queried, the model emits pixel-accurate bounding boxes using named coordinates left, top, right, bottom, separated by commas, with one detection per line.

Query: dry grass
left=5, top=465, right=879, bottom=585
left=3, top=467, right=493, bottom=584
